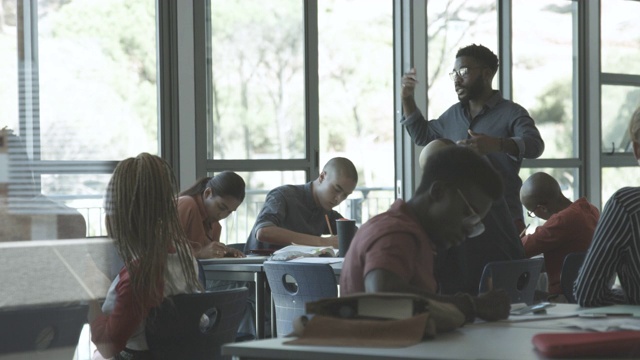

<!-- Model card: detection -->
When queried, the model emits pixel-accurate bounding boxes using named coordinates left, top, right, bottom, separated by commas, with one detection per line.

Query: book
left=305, top=292, right=430, bottom=321
left=271, top=245, right=337, bottom=261
left=532, top=331, right=640, bottom=358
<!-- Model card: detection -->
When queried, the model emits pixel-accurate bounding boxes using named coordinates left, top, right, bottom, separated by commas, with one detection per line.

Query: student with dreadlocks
left=89, top=153, right=202, bottom=360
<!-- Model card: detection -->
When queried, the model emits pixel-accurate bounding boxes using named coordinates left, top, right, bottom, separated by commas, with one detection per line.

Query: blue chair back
left=146, top=287, right=250, bottom=360
left=478, top=258, right=544, bottom=305
left=263, top=261, right=337, bottom=337
left=561, top=252, right=587, bottom=304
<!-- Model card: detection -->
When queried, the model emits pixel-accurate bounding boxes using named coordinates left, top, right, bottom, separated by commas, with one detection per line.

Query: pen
left=520, top=224, right=530, bottom=238
left=325, top=214, right=333, bottom=236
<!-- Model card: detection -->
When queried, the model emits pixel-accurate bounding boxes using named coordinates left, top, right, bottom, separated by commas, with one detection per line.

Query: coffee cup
left=336, top=219, right=356, bottom=257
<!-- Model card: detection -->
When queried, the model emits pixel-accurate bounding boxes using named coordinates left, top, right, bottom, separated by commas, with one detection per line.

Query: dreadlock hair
left=105, top=153, right=201, bottom=317
left=178, top=171, right=246, bottom=202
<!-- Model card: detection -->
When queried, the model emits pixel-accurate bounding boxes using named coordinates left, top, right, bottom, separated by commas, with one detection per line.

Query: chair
left=0, top=303, right=88, bottom=355
left=146, top=287, right=250, bottom=360
left=560, top=252, right=587, bottom=304
left=263, top=261, right=338, bottom=337
left=478, top=258, right=544, bottom=305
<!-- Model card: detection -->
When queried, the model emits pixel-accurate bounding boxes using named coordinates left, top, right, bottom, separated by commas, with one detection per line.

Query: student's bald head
left=520, top=172, right=562, bottom=209
left=323, top=157, right=358, bottom=183
left=419, top=138, right=456, bottom=170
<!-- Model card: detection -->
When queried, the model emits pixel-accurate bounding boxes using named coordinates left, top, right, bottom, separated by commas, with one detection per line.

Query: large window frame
left=10, top=0, right=638, bottom=235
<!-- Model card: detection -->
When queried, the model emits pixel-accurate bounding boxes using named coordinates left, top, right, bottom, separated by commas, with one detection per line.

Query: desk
left=223, top=304, right=638, bottom=360
left=201, top=257, right=343, bottom=339
left=222, top=325, right=576, bottom=360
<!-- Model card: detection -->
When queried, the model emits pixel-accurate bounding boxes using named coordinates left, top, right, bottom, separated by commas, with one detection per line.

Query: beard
left=458, top=75, right=485, bottom=104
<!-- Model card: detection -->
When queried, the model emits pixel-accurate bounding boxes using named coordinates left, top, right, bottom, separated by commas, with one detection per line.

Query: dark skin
left=401, top=57, right=519, bottom=158
left=520, top=172, right=573, bottom=222
left=363, top=181, right=511, bottom=322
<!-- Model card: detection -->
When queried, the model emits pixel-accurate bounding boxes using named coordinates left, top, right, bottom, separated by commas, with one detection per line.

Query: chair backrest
left=560, top=252, right=587, bottom=304
left=0, top=303, right=88, bottom=355
left=146, top=287, right=250, bottom=360
left=263, top=261, right=338, bottom=337
left=478, top=258, right=544, bottom=305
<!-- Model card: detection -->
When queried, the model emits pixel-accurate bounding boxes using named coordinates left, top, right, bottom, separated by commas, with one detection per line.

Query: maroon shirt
left=522, top=197, right=599, bottom=294
left=340, top=199, right=437, bottom=295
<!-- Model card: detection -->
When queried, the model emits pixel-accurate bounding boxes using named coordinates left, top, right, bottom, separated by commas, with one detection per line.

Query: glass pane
left=204, top=171, right=306, bottom=245
left=602, top=167, right=640, bottom=206
left=519, top=167, right=579, bottom=235
left=427, top=0, right=498, bottom=119
left=40, top=174, right=112, bottom=238
left=601, top=0, right=640, bottom=74
left=0, top=2, right=18, bottom=131
left=601, top=85, right=640, bottom=154
left=208, top=0, right=305, bottom=160
left=317, top=0, right=394, bottom=223
left=512, top=0, right=575, bottom=159
left=37, top=1, right=158, bottom=160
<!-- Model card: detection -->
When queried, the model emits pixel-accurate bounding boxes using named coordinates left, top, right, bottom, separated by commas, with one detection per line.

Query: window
left=600, top=0, right=640, bottom=205
left=205, top=0, right=395, bottom=243
left=512, top=0, right=576, bottom=159
left=426, top=0, right=497, bottom=119
left=208, top=0, right=305, bottom=160
left=0, top=1, right=158, bottom=240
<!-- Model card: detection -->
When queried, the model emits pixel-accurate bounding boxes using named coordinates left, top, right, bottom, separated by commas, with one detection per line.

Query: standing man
left=400, top=44, right=544, bottom=233
left=245, top=157, right=358, bottom=253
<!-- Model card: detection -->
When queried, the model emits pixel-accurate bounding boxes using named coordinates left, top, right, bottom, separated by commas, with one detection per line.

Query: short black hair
left=456, top=44, right=499, bottom=73
left=416, top=146, right=503, bottom=201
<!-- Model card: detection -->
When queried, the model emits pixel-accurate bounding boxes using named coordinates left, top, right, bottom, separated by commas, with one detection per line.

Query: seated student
left=341, top=146, right=510, bottom=322
left=89, top=153, right=201, bottom=360
left=423, top=139, right=525, bottom=296
left=245, top=157, right=358, bottom=253
left=574, top=106, right=640, bottom=307
left=520, top=172, right=599, bottom=296
left=177, top=172, right=245, bottom=259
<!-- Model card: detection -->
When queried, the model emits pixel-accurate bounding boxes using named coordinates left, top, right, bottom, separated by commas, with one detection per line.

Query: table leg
left=254, top=272, right=265, bottom=339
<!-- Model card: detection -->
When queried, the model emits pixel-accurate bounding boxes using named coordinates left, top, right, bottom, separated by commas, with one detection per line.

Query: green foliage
left=529, top=80, right=571, bottom=125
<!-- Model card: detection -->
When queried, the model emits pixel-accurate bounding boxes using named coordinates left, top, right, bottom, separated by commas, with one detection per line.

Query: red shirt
left=522, top=198, right=599, bottom=294
left=340, top=199, right=437, bottom=295
left=177, top=195, right=222, bottom=254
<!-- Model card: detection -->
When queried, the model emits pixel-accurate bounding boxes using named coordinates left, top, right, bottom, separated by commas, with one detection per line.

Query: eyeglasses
left=456, top=188, right=485, bottom=238
left=448, top=66, right=482, bottom=81
left=527, top=205, right=542, bottom=218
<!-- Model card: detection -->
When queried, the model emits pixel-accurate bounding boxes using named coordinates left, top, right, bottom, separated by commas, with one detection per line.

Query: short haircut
left=629, top=106, right=640, bottom=143
left=323, top=157, right=358, bottom=183
left=415, top=146, right=503, bottom=201
left=456, top=44, right=499, bottom=73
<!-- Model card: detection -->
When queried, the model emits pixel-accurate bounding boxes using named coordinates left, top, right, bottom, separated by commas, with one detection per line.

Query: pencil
left=325, top=214, right=333, bottom=235
left=520, top=224, right=530, bottom=238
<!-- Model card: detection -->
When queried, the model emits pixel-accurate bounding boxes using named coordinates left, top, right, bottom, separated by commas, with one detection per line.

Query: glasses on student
left=448, top=66, right=480, bottom=81
left=527, top=205, right=542, bottom=218
left=456, top=188, right=485, bottom=238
